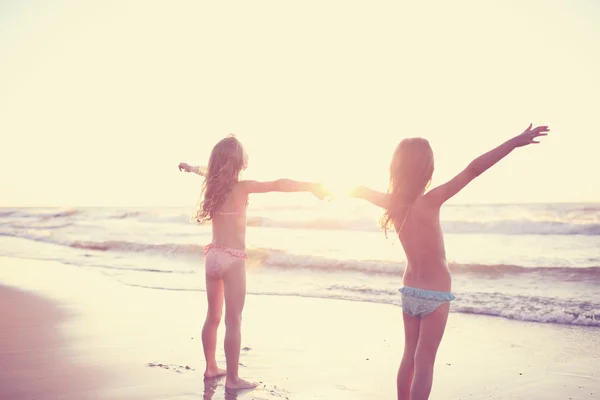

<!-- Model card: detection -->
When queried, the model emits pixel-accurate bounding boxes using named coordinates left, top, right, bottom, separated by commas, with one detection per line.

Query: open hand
left=513, top=124, right=550, bottom=147
left=348, top=185, right=362, bottom=198
left=178, top=162, right=191, bottom=172
left=311, top=183, right=334, bottom=201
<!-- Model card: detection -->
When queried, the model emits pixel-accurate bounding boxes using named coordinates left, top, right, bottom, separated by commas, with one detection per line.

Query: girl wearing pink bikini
left=178, top=135, right=329, bottom=391
left=349, top=124, right=549, bottom=399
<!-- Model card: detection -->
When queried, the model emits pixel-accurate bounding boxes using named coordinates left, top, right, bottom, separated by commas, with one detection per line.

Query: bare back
left=209, top=183, right=248, bottom=251
left=395, top=197, right=451, bottom=291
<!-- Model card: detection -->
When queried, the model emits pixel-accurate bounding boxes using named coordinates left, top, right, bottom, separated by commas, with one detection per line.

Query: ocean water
left=0, top=202, right=599, bottom=327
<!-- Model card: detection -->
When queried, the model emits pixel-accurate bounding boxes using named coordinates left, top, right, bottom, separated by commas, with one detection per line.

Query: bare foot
left=225, top=377, right=259, bottom=391
left=204, top=366, right=227, bottom=379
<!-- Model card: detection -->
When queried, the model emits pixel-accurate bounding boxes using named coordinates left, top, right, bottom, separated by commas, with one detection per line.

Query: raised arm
left=178, top=162, right=207, bottom=177
left=238, top=179, right=330, bottom=200
left=349, top=185, right=389, bottom=209
left=425, top=124, right=549, bottom=207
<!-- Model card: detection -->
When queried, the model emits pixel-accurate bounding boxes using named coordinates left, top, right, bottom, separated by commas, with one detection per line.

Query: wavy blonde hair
left=380, top=138, right=434, bottom=237
left=194, top=135, right=247, bottom=223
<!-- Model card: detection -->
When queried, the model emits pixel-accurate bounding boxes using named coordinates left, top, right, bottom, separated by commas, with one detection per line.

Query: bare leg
left=202, top=274, right=226, bottom=378
left=222, top=260, right=257, bottom=391
left=410, top=303, right=450, bottom=400
left=397, top=312, right=420, bottom=400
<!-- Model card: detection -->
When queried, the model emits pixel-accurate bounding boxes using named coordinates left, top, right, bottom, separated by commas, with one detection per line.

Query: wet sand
left=0, top=256, right=598, bottom=399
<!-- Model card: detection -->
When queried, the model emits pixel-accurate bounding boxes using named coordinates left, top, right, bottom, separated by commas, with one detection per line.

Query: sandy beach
left=0, top=255, right=598, bottom=399
left=2, top=0, right=600, bottom=398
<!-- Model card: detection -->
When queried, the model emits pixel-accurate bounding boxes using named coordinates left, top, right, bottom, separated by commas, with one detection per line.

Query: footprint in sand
left=147, top=362, right=195, bottom=374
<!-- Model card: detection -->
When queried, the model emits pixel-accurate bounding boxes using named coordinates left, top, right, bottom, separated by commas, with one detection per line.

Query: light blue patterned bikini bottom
left=399, top=286, right=456, bottom=318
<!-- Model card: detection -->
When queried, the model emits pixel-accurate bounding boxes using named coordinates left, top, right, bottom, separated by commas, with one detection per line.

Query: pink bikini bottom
left=204, top=243, right=248, bottom=278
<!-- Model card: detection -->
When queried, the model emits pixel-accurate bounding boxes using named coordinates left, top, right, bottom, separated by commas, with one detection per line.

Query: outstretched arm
left=178, top=162, right=207, bottom=177
left=238, top=179, right=331, bottom=200
left=349, top=185, right=389, bottom=209
left=425, top=124, right=549, bottom=207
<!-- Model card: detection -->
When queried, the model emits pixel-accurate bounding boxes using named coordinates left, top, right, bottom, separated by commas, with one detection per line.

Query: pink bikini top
left=215, top=210, right=244, bottom=215
left=214, top=202, right=248, bottom=216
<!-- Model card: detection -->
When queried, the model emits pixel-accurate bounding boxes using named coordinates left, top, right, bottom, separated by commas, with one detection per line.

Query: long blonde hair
left=194, top=135, right=247, bottom=223
left=380, top=138, right=434, bottom=237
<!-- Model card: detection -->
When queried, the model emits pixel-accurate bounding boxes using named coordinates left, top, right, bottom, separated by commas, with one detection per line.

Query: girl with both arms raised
left=349, top=124, right=549, bottom=400
left=178, top=135, right=329, bottom=391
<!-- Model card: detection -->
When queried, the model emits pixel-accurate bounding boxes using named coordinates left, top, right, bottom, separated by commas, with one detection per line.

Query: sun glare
left=324, top=181, right=358, bottom=198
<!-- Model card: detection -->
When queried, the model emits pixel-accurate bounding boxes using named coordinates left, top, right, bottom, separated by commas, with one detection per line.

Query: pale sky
left=1, top=0, right=599, bottom=207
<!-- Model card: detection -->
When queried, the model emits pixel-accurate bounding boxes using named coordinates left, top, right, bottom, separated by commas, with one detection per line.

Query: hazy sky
left=1, top=0, right=599, bottom=207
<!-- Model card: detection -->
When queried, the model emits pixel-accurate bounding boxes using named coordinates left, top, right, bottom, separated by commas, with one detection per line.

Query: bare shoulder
left=235, top=179, right=268, bottom=192
left=412, top=195, right=441, bottom=219
left=234, top=180, right=252, bottom=193
left=236, top=179, right=278, bottom=194
left=230, top=181, right=251, bottom=201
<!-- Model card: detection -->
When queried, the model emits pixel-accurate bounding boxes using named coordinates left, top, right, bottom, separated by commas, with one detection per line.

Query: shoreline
left=0, top=255, right=598, bottom=399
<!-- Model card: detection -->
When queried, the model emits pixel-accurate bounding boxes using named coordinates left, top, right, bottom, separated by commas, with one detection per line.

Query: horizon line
left=1, top=201, right=599, bottom=208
